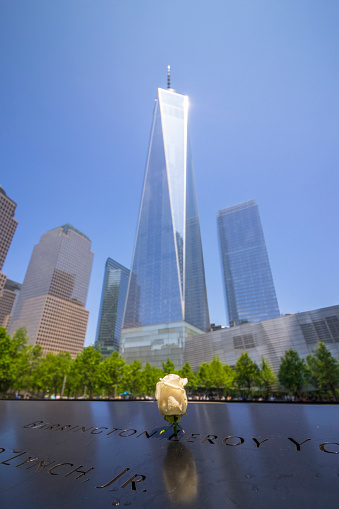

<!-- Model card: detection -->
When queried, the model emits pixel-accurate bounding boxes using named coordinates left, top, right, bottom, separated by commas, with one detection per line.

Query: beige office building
left=9, top=224, right=93, bottom=357
left=0, top=186, right=18, bottom=296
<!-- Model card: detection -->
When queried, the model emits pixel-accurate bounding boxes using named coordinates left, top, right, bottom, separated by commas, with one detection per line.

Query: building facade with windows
left=95, top=258, right=129, bottom=358
left=217, top=200, right=280, bottom=327
left=0, top=186, right=18, bottom=298
left=0, top=279, right=21, bottom=328
left=121, top=85, right=210, bottom=368
left=184, top=305, right=339, bottom=375
left=9, top=224, right=93, bottom=357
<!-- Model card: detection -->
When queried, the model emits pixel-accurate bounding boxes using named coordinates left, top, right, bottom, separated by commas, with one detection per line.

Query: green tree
left=14, top=343, right=42, bottom=392
left=28, top=352, right=71, bottom=397
left=0, top=327, right=16, bottom=394
left=71, top=346, right=101, bottom=398
left=99, top=352, right=126, bottom=397
left=257, top=356, right=276, bottom=399
left=234, top=353, right=259, bottom=396
left=178, top=362, right=198, bottom=391
left=64, top=359, right=82, bottom=398
left=223, top=364, right=236, bottom=391
left=46, top=352, right=72, bottom=397
left=30, top=356, right=50, bottom=397
left=197, top=362, right=212, bottom=391
left=122, top=360, right=143, bottom=396
left=208, top=357, right=228, bottom=397
left=0, top=327, right=30, bottom=394
left=305, top=342, right=339, bottom=399
left=162, top=359, right=176, bottom=375
left=278, top=349, right=305, bottom=396
left=142, top=363, right=163, bottom=396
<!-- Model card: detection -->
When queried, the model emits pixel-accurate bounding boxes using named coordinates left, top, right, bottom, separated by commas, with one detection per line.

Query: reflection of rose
left=163, top=442, right=198, bottom=503
left=155, top=374, right=188, bottom=416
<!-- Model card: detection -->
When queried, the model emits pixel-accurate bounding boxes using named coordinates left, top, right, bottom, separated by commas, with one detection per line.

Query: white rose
left=155, top=374, right=188, bottom=416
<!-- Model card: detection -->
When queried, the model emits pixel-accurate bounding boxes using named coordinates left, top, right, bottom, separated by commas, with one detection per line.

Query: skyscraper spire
left=121, top=85, right=210, bottom=368
left=167, top=65, right=171, bottom=89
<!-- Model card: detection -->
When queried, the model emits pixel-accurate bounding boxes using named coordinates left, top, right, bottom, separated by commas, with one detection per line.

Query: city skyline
left=1, top=2, right=338, bottom=348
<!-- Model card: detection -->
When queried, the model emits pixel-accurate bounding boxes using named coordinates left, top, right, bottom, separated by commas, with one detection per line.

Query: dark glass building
left=0, top=278, right=21, bottom=328
left=217, top=200, right=280, bottom=326
left=121, top=85, right=210, bottom=368
left=95, top=258, right=129, bottom=358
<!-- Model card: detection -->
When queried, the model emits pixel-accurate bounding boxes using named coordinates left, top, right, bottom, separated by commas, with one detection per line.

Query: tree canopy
left=305, top=342, right=339, bottom=399
left=257, top=356, right=276, bottom=398
left=278, top=349, right=305, bottom=396
left=1, top=328, right=338, bottom=400
left=234, top=352, right=259, bottom=395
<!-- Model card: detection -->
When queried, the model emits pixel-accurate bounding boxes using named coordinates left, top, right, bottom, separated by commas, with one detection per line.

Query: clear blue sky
left=1, top=1, right=338, bottom=347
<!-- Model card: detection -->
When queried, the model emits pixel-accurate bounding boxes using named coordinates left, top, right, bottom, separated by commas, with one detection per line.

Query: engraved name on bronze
left=22, top=420, right=338, bottom=453
left=0, top=447, right=147, bottom=492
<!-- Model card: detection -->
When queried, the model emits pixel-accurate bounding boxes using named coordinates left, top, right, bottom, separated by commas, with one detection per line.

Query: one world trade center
left=121, top=74, right=210, bottom=368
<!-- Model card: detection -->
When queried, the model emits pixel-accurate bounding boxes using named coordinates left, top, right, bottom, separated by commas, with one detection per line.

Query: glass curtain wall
left=217, top=200, right=280, bottom=326
left=123, top=88, right=210, bottom=332
left=95, top=258, right=130, bottom=357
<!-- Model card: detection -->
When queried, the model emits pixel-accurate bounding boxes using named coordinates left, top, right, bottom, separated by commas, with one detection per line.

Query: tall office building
left=9, top=224, right=93, bottom=357
left=95, top=258, right=130, bottom=358
left=217, top=200, right=280, bottom=326
left=0, top=186, right=18, bottom=296
left=121, top=82, right=210, bottom=368
left=0, top=279, right=21, bottom=328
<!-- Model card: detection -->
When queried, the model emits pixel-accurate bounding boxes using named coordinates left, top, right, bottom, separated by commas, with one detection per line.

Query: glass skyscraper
left=9, top=224, right=93, bottom=357
left=217, top=200, right=280, bottom=326
left=121, top=85, right=210, bottom=368
left=95, top=258, right=129, bottom=358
